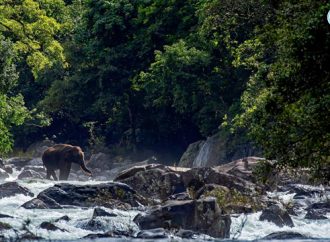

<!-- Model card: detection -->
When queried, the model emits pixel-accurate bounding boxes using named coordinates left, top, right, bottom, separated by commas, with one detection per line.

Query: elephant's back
left=42, top=146, right=61, bottom=169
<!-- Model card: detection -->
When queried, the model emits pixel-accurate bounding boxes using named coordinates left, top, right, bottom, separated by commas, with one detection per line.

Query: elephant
left=42, top=144, right=92, bottom=180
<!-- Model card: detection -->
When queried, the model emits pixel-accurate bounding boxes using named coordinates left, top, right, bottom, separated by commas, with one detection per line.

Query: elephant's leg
left=51, top=171, right=58, bottom=181
left=46, top=169, right=52, bottom=179
left=59, top=162, right=71, bottom=180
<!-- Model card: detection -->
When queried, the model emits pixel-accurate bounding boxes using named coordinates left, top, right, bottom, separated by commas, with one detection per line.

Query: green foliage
left=0, top=0, right=67, bottom=77
left=0, top=37, right=30, bottom=154
left=233, top=0, right=330, bottom=177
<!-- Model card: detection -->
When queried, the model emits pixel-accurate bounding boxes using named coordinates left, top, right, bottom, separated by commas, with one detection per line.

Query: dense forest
left=0, top=0, right=329, bottom=177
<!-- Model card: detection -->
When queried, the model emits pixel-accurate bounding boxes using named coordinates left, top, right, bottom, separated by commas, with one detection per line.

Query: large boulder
left=18, top=169, right=44, bottom=180
left=134, top=197, right=231, bottom=238
left=216, top=157, right=267, bottom=183
left=182, top=167, right=258, bottom=195
left=178, top=132, right=259, bottom=167
left=115, top=164, right=186, bottom=201
left=259, top=204, right=294, bottom=227
left=23, top=182, right=147, bottom=209
left=0, top=182, right=33, bottom=199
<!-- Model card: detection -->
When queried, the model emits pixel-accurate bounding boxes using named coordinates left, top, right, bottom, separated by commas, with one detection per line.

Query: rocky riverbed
left=0, top=155, right=329, bottom=241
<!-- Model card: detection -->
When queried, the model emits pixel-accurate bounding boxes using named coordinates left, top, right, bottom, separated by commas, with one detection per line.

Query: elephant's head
left=69, top=146, right=92, bottom=176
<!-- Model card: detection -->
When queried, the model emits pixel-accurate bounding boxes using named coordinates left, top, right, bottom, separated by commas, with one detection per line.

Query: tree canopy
left=0, top=0, right=329, bottom=177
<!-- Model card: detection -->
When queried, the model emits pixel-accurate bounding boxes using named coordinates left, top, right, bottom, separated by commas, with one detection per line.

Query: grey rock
left=134, top=197, right=231, bottom=238
left=23, top=182, right=147, bottom=209
left=18, top=169, right=44, bottom=180
left=262, top=231, right=309, bottom=240
left=115, top=164, right=185, bottom=201
left=259, top=204, right=294, bottom=227
left=0, top=182, right=33, bottom=199
left=93, top=207, right=117, bottom=218
left=136, top=228, right=168, bottom=239
left=0, top=168, right=9, bottom=180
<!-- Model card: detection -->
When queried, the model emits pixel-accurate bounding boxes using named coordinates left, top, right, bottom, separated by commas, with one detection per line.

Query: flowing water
left=192, top=138, right=211, bottom=167
left=1, top=169, right=330, bottom=241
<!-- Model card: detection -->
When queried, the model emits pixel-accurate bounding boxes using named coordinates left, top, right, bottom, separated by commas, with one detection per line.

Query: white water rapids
left=1, top=169, right=330, bottom=241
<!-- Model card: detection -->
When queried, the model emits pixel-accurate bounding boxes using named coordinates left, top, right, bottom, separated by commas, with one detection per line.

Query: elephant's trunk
left=80, top=161, right=92, bottom=176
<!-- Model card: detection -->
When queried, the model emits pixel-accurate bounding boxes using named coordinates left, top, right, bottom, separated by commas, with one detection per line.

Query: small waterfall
left=192, top=138, right=211, bottom=167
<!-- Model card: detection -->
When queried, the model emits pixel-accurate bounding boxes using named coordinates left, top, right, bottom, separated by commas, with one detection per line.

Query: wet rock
left=0, top=222, right=12, bottom=230
left=0, top=182, right=33, bottom=199
left=305, top=202, right=329, bottom=220
left=263, top=231, right=309, bottom=240
left=0, top=168, right=9, bottom=180
left=23, top=165, right=46, bottom=173
left=83, top=229, right=131, bottom=239
left=93, top=207, right=117, bottom=218
left=285, top=184, right=325, bottom=198
left=182, top=167, right=257, bottom=195
left=115, top=164, right=186, bottom=200
left=2, top=165, right=13, bottom=174
left=136, top=228, right=168, bottom=239
left=259, top=204, right=294, bottom=227
left=175, top=229, right=199, bottom=239
left=18, top=169, right=44, bottom=180
left=22, top=197, right=61, bottom=209
left=6, top=157, right=31, bottom=169
left=20, top=232, right=44, bottom=240
left=305, top=209, right=327, bottom=220
left=40, top=222, right=66, bottom=232
left=24, top=182, right=146, bottom=209
left=0, top=214, right=13, bottom=218
left=55, top=215, right=70, bottom=222
left=134, top=197, right=231, bottom=238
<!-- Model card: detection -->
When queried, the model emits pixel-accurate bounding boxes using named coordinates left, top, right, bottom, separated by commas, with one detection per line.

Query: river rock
left=0, top=168, right=9, bottom=180
left=263, top=231, right=309, bottom=239
left=259, top=204, right=294, bottom=227
left=134, top=197, right=231, bottom=238
left=2, top=165, right=13, bottom=174
left=305, top=201, right=330, bottom=220
left=18, top=169, right=44, bottom=180
left=136, top=228, right=168, bottom=239
left=40, top=222, right=66, bottom=232
left=0, top=182, right=33, bottom=198
left=5, top=157, right=31, bottom=169
left=216, top=157, right=268, bottom=183
left=55, top=215, right=70, bottom=222
left=0, top=214, right=13, bottom=218
left=23, top=182, right=147, bottom=209
left=115, top=164, right=185, bottom=201
left=182, top=167, right=257, bottom=195
left=93, top=207, right=117, bottom=218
